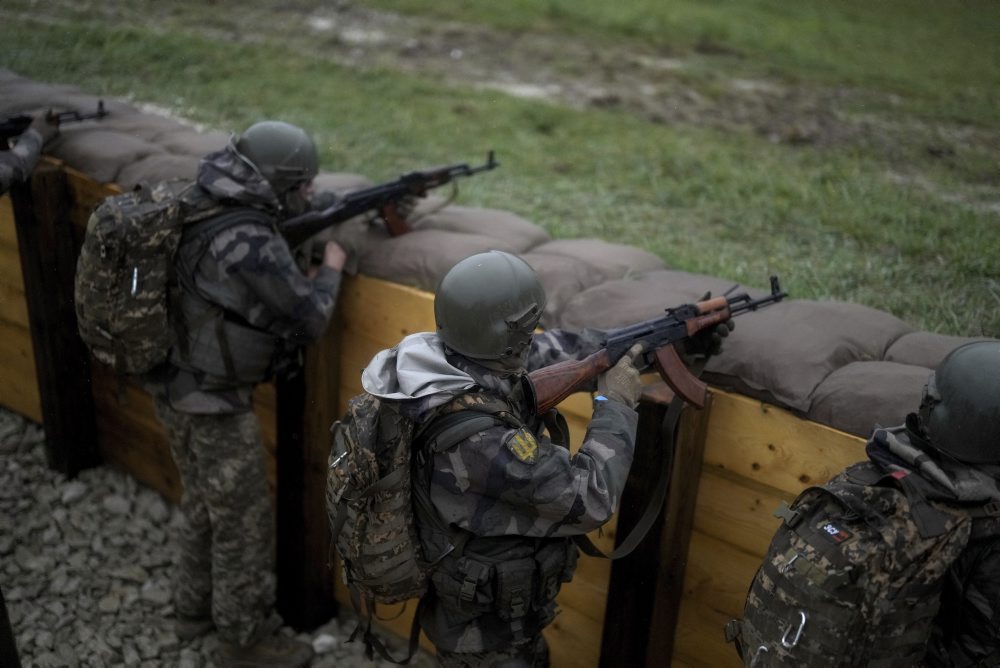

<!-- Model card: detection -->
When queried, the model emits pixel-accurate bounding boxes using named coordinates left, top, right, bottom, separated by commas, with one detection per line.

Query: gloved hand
left=598, top=342, right=645, bottom=409
left=683, top=320, right=735, bottom=359
left=395, top=194, right=419, bottom=220
left=29, top=115, right=58, bottom=146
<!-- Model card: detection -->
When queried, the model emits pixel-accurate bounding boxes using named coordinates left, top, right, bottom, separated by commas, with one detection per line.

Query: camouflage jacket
left=361, top=329, right=639, bottom=652
left=157, top=145, right=340, bottom=414
left=0, top=128, right=42, bottom=193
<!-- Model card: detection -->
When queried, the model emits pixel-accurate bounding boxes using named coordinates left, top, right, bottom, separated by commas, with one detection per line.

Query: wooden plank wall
left=0, top=193, right=42, bottom=423
left=670, top=392, right=867, bottom=667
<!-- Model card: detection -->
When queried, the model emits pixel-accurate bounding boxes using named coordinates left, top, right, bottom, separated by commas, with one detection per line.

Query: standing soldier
left=149, top=121, right=346, bottom=667
left=359, top=251, right=725, bottom=666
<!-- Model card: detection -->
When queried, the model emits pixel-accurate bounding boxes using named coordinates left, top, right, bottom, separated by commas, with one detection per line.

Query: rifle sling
left=573, top=357, right=707, bottom=560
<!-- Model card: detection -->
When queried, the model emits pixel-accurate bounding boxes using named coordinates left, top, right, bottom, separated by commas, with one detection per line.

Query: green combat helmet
left=918, top=340, right=1000, bottom=464
left=435, top=251, right=546, bottom=368
left=234, top=120, right=319, bottom=196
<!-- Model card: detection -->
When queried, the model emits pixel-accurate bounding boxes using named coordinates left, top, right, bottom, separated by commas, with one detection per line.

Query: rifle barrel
left=280, top=150, right=500, bottom=246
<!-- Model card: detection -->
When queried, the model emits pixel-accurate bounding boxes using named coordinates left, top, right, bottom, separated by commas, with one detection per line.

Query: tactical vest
left=413, top=392, right=580, bottom=652
left=171, top=208, right=285, bottom=386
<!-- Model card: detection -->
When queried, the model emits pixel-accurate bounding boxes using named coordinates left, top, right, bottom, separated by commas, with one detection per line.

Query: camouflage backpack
left=726, top=461, right=976, bottom=667
left=74, top=180, right=228, bottom=374
left=326, top=391, right=516, bottom=661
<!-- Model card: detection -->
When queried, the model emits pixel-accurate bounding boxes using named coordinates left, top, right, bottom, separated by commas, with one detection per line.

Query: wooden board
left=670, top=530, right=763, bottom=668
left=0, top=194, right=40, bottom=421
left=0, top=317, right=41, bottom=422
left=702, top=391, right=867, bottom=495
left=692, top=467, right=793, bottom=558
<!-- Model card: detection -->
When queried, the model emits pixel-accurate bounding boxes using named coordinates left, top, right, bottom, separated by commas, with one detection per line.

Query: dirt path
left=232, top=4, right=998, bottom=178
left=13, top=1, right=1000, bottom=209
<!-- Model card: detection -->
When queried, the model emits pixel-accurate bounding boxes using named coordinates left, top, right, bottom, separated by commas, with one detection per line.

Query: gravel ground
left=0, top=407, right=435, bottom=667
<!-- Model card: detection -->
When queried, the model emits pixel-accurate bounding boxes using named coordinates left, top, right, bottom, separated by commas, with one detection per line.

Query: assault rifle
left=280, top=150, right=499, bottom=247
left=45, top=100, right=109, bottom=126
left=0, top=101, right=109, bottom=150
left=525, top=276, right=788, bottom=413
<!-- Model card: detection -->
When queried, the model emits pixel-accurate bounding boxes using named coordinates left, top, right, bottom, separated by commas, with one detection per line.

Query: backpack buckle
left=459, top=560, right=487, bottom=603
left=773, top=502, right=803, bottom=528
left=459, top=577, right=477, bottom=603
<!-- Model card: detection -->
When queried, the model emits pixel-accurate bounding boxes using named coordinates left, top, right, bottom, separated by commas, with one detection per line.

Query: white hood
left=361, top=332, right=477, bottom=401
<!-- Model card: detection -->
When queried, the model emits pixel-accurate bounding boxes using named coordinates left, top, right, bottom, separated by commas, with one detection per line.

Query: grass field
left=1, top=1, right=997, bottom=336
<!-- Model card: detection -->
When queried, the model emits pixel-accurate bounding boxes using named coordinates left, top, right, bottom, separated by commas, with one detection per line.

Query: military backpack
left=74, top=180, right=266, bottom=375
left=326, top=391, right=516, bottom=661
left=726, top=461, right=979, bottom=667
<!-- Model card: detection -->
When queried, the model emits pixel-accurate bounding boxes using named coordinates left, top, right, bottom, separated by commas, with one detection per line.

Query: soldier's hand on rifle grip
left=598, top=343, right=645, bottom=409
left=684, top=320, right=734, bottom=360
left=396, top=194, right=419, bottom=220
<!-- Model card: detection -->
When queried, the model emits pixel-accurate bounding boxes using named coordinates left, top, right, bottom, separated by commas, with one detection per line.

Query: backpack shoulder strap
left=413, top=391, right=522, bottom=453
left=417, top=409, right=513, bottom=454
left=176, top=206, right=275, bottom=289
left=172, top=206, right=279, bottom=377
left=409, top=395, right=515, bottom=549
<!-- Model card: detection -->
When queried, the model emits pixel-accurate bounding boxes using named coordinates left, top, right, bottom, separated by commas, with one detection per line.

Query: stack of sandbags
left=3, top=68, right=993, bottom=439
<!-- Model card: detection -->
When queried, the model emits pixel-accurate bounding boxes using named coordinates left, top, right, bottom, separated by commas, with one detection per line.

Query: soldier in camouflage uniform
left=0, top=114, right=57, bottom=192
left=730, top=340, right=1000, bottom=667
left=149, top=121, right=346, bottom=667
left=362, top=251, right=723, bottom=667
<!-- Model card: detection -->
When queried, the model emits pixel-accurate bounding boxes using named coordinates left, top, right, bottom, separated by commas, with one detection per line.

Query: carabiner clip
left=781, top=610, right=807, bottom=648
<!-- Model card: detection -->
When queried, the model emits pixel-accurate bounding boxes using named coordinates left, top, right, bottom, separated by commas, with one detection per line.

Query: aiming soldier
left=149, top=121, right=346, bottom=667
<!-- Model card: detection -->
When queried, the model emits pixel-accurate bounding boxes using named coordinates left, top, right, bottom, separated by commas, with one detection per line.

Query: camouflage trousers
left=436, top=635, right=549, bottom=668
left=154, top=399, right=277, bottom=646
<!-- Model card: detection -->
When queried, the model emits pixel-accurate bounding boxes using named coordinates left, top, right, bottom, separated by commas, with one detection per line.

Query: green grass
left=369, top=0, right=1000, bottom=126
left=1, top=5, right=997, bottom=337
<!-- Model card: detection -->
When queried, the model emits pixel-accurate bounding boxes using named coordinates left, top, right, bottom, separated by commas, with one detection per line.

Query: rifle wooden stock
left=526, top=349, right=612, bottom=414
left=525, top=343, right=710, bottom=414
